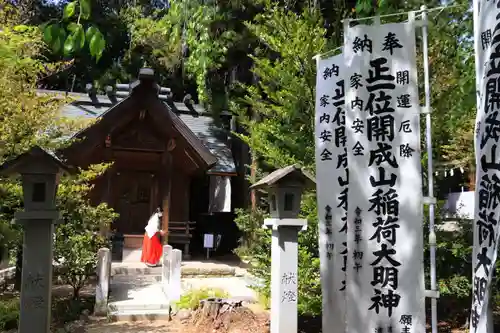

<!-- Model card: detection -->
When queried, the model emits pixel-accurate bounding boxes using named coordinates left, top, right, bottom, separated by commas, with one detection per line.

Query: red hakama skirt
left=141, top=232, right=162, bottom=265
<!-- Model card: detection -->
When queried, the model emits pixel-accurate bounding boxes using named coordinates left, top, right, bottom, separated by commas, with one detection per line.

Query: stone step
left=108, top=296, right=170, bottom=312
left=107, top=280, right=171, bottom=322
left=107, top=309, right=171, bottom=322
left=111, top=264, right=237, bottom=277
left=108, top=301, right=170, bottom=313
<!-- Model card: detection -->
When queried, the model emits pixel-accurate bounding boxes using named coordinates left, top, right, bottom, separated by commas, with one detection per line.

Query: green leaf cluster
left=0, top=298, right=18, bottom=331
left=122, top=0, right=238, bottom=106
left=0, top=4, right=117, bottom=298
left=231, top=5, right=326, bottom=171
left=175, top=288, right=229, bottom=310
left=43, top=0, right=106, bottom=61
left=54, top=164, right=118, bottom=298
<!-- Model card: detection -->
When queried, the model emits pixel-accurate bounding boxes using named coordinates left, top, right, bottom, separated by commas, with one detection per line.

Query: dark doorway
left=111, top=169, right=158, bottom=234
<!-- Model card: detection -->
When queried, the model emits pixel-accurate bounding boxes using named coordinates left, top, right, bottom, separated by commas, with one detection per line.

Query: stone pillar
left=16, top=212, right=60, bottom=333
left=264, top=218, right=307, bottom=333
left=94, top=248, right=111, bottom=316
left=0, top=146, right=69, bottom=333
left=170, top=249, right=182, bottom=301
left=161, top=245, right=173, bottom=296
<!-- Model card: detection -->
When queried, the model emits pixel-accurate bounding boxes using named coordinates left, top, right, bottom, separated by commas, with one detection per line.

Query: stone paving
left=107, top=248, right=260, bottom=321
left=76, top=318, right=182, bottom=333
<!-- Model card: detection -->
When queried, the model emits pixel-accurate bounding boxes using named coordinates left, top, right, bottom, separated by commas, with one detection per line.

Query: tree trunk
left=250, top=154, right=257, bottom=212
left=198, top=298, right=242, bottom=321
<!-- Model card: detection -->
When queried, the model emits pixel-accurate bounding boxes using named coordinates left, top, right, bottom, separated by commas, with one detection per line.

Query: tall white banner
left=315, top=54, right=347, bottom=333
left=472, top=1, right=500, bottom=332
left=344, top=20, right=424, bottom=333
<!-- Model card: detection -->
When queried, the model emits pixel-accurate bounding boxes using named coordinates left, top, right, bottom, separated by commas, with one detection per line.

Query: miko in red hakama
left=141, top=211, right=164, bottom=266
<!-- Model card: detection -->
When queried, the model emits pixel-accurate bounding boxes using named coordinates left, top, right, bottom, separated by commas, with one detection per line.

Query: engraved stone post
left=250, top=165, right=314, bottom=333
left=170, top=249, right=182, bottom=301
left=94, top=248, right=111, bottom=315
left=0, top=147, right=69, bottom=333
left=162, top=245, right=173, bottom=296
left=265, top=219, right=306, bottom=333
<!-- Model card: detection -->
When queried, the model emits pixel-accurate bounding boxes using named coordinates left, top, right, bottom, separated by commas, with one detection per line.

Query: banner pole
left=420, top=5, right=438, bottom=333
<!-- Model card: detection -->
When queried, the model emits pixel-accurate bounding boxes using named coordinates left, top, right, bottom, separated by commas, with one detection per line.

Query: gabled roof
left=0, top=146, right=71, bottom=176
left=251, top=164, right=315, bottom=190
left=38, top=76, right=236, bottom=175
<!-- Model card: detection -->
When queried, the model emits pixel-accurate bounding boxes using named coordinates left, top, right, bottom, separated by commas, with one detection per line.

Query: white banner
left=315, top=53, right=347, bottom=333
left=472, top=1, right=500, bottom=332
left=344, top=20, right=424, bottom=333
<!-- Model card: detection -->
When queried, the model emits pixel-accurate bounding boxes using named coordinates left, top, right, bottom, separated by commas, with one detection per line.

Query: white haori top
left=145, top=212, right=161, bottom=239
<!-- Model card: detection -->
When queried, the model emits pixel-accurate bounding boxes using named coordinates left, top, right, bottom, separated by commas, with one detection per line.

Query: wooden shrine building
left=42, top=68, right=244, bottom=258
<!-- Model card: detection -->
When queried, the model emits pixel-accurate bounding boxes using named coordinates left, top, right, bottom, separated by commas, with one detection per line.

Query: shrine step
left=111, top=263, right=237, bottom=277
left=110, top=274, right=161, bottom=287
left=108, top=300, right=170, bottom=313
left=112, top=265, right=162, bottom=277
left=107, top=279, right=171, bottom=322
left=107, top=308, right=171, bottom=322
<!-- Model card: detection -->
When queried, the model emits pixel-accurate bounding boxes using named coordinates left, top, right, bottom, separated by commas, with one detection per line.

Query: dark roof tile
left=39, top=89, right=236, bottom=174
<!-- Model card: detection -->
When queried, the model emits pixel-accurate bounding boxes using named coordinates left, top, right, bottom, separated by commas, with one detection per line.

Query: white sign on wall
left=344, top=19, right=424, bottom=333
left=204, top=234, right=214, bottom=249
left=315, top=53, right=347, bottom=333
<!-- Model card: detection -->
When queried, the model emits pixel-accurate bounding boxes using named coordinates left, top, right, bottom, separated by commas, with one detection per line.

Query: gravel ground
left=83, top=319, right=183, bottom=333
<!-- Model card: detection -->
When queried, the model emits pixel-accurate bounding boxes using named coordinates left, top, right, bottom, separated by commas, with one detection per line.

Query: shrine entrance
left=111, top=169, right=159, bottom=235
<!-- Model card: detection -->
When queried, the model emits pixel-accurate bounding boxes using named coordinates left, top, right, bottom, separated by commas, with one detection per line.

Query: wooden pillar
left=183, top=175, right=190, bottom=221
left=101, top=144, right=113, bottom=236
left=469, top=166, right=476, bottom=191
left=161, top=150, right=173, bottom=245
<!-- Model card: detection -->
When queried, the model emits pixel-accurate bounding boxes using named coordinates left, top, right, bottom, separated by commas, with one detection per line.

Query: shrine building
left=39, top=68, right=248, bottom=258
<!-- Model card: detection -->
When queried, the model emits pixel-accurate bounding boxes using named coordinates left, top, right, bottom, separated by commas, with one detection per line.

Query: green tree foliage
left=0, top=1, right=85, bottom=250
left=42, top=0, right=106, bottom=61
left=121, top=0, right=246, bottom=113
left=0, top=2, right=117, bottom=297
left=230, top=4, right=326, bottom=314
left=54, top=164, right=117, bottom=299
left=231, top=4, right=326, bottom=170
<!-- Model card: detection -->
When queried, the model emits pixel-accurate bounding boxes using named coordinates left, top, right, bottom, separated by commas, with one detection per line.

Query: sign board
left=344, top=19, right=424, bottom=333
left=203, top=233, right=214, bottom=249
left=314, top=52, right=347, bottom=333
left=472, top=1, right=500, bottom=331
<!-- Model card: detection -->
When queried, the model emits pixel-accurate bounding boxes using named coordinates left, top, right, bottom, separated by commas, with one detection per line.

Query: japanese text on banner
left=315, top=53, right=347, bottom=333
left=472, top=1, right=500, bottom=332
left=344, top=20, right=424, bottom=333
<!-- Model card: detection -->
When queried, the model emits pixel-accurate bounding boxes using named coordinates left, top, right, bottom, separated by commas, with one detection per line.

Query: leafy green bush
left=175, top=288, right=229, bottom=310
left=54, top=164, right=118, bottom=299
left=235, top=193, right=322, bottom=315
left=0, top=298, right=19, bottom=331
left=0, top=3, right=115, bottom=297
left=0, top=164, right=117, bottom=299
left=51, top=294, right=95, bottom=325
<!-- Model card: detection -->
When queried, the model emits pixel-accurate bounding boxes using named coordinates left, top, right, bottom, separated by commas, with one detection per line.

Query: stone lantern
left=251, top=164, right=315, bottom=220
left=0, top=146, right=69, bottom=333
left=250, top=164, right=315, bottom=333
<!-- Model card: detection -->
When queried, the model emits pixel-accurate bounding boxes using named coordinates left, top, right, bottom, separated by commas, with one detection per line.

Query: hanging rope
left=314, top=3, right=468, bottom=59
left=341, top=3, right=466, bottom=23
